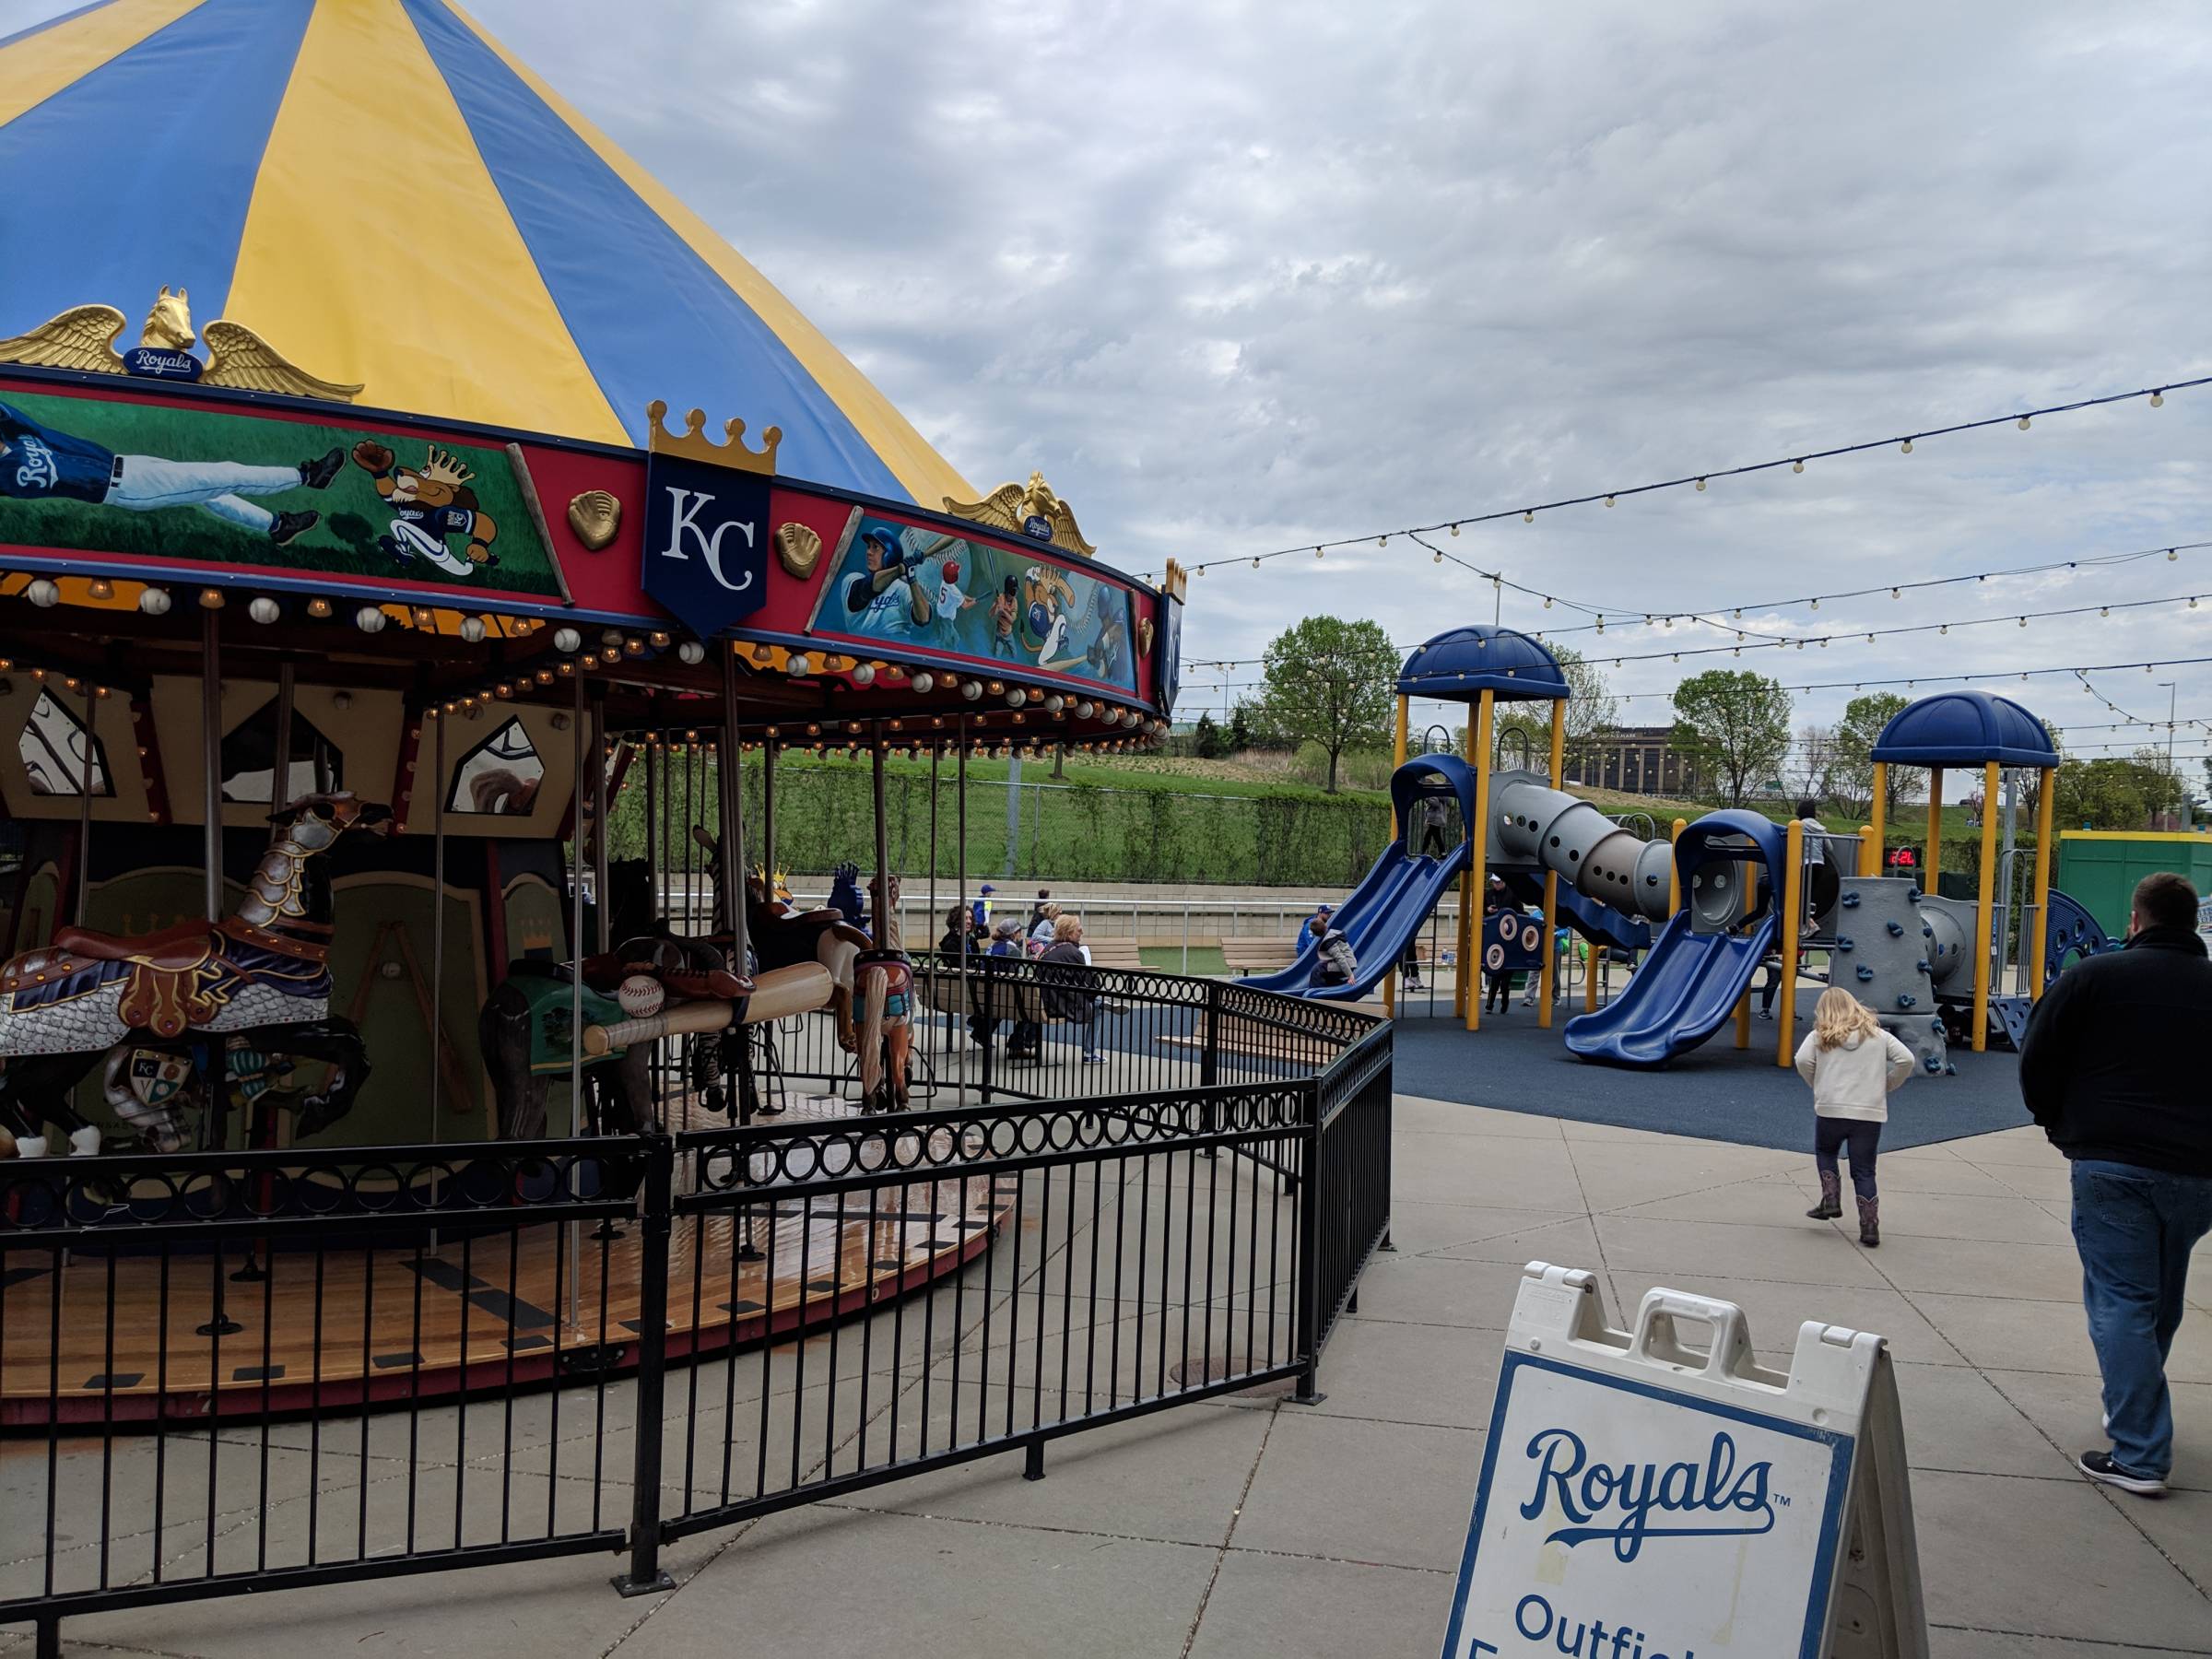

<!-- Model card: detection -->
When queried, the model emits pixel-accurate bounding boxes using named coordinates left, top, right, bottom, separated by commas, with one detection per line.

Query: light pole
left=2157, top=681, right=2178, bottom=826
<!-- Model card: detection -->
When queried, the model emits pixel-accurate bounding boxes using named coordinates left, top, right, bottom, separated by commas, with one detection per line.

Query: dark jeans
left=1814, top=1116, right=1880, bottom=1197
left=1484, top=971, right=1512, bottom=1011
left=2071, top=1159, right=2212, bottom=1477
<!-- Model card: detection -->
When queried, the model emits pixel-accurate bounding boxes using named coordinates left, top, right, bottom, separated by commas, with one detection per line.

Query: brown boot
left=1856, top=1194, right=1879, bottom=1248
left=1806, top=1170, right=1842, bottom=1220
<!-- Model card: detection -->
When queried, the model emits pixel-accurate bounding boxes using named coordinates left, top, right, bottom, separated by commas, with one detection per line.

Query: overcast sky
left=9, top=0, right=2207, bottom=787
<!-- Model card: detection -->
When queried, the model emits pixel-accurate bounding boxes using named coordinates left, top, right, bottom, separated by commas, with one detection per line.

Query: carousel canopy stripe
left=0, top=0, right=975, bottom=509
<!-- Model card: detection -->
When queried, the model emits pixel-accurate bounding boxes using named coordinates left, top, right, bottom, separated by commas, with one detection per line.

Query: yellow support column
left=1668, top=818, right=1687, bottom=915
left=1858, top=825, right=1877, bottom=880
left=1538, top=699, right=1567, bottom=1029
left=1465, top=689, right=1496, bottom=1032
left=1453, top=712, right=1476, bottom=1019
left=1776, top=818, right=1805, bottom=1068
left=1867, top=762, right=1888, bottom=877
left=1385, top=696, right=1407, bottom=1018
left=1924, top=767, right=1944, bottom=891
left=1585, top=936, right=1600, bottom=1011
left=1971, top=759, right=2001, bottom=1052
left=2030, top=766, right=2056, bottom=1000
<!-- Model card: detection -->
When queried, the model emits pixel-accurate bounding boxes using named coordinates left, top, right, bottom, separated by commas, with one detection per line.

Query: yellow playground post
left=1971, top=759, right=2000, bottom=1051
left=1465, top=689, right=1496, bottom=1032
left=1867, top=761, right=1888, bottom=876
left=1668, top=818, right=1686, bottom=914
left=2029, top=765, right=2056, bottom=999
left=1776, top=818, right=1806, bottom=1067
left=1858, top=824, right=1877, bottom=880
left=1538, top=700, right=1567, bottom=1029
left=1924, top=766, right=1944, bottom=890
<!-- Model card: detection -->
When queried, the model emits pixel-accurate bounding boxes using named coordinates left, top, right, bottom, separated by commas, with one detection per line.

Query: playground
left=1244, top=624, right=2116, bottom=1148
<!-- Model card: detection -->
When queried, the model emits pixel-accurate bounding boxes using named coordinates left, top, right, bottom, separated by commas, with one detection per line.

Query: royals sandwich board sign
left=1441, top=1264, right=1926, bottom=1659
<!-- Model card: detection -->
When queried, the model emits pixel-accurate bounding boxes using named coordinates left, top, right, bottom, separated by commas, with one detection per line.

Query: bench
left=1221, top=935, right=1298, bottom=975
left=1080, top=938, right=1145, bottom=970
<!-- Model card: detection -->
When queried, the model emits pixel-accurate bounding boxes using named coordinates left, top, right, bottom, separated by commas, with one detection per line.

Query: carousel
left=0, top=0, right=1186, bottom=1425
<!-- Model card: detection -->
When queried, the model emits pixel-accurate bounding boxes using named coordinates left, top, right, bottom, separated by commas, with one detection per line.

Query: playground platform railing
left=0, top=969, right=1391, bottom=1659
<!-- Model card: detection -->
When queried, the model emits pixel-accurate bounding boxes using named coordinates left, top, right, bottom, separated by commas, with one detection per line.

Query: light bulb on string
left=1451, top=523, right=1461, bottom=535
left=2171, top=548, right=2180, bottom=561
left=1791, top=460, right=1804, bottom=474
left=1890, top=588, right=1900, bottom=599
left=1523, top=512, right=1533, bottom=524
left=1810, top=597, right=1818, bottom=610
left=2152, top=390, right=2166, bottom=407
left=1900, top=439, right=1912, bottom=453
left=1695, top=477, right=1707, bottom=491
left=1604, top=496, right=1615, bottom=508
left=1432, top=550, right=1441, bottom=563
left=2018, top=416, right=2031, bottom=430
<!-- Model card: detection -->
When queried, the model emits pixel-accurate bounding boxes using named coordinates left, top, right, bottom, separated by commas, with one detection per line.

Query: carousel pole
left=200, top=607, right=222, bottom=924
left=871, top=725, right=893, bottom=924
left=927, top=739, right=940, bottom=1048
left=271, top=663, right=295, bottom=814
left=567, top=672, right=588, bottom=1332
left=591, top=689, right=611, bottom=953
left=429, top=702, right=447, bottom=1147
left=761, top=734, right=777, bottom=897
left=956, top=715, right=969, bottom=1112
left=73, top=672, right=95, bottom=925
left=717, top=647, right=749, bottom=969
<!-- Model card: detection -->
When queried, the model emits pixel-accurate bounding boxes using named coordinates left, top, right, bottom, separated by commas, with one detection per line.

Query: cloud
left=6, top=0, right=2205, bottom=773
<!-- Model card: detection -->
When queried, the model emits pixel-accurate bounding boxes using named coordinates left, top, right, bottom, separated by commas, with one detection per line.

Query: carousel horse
left=689, top=826, right=868, bottom=1052
left=853, top=873, right=913, bottom=1112
left=0, top=794, right=388, bottom=1156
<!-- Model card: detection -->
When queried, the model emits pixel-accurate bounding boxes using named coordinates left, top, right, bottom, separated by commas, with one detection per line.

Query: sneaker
left=299, top=447, right=344, bottom=489
left=1757, top=1008, right=1773, bottom=1020
left=267, top=508, right=318, bottom=546
left=2077, top=1450, right=2165, bottom=1495
left=1081, top=1053, right=1106, bottom=1065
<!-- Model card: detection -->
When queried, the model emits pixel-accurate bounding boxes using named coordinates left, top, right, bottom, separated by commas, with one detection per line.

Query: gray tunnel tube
left=1492, top=775, right=1676, bottom=924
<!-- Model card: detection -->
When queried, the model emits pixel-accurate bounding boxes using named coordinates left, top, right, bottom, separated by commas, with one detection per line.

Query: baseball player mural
left=1, top=398, right=342, bottom=546
left=349, top=438, right=500, bottom=574
left=815, top=515, right=1141, bottom=694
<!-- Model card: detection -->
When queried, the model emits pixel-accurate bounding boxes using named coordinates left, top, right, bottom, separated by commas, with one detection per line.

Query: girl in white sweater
left=1794, top=988, right=1915, bottom=1247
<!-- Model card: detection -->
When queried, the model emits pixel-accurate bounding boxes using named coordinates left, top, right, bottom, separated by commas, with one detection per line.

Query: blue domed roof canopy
left=1396, top=625, right=1568, bottom=702
left=1869, top=689, right=2060, bottom=769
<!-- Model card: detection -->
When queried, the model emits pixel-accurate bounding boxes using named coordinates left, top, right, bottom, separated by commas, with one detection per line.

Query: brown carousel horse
left=0, top=794, right=390, bottom=1156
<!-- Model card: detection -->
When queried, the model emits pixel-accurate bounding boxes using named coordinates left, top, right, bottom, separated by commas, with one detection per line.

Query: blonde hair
left=1812, top=987, right=1881, bottom=1049
left=1054, top=914, right=1084, bottom=943
left=1038, top=901, right=1062, bottom=921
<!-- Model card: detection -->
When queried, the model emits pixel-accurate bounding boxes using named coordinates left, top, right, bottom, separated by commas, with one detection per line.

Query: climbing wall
left=1826, top=877, right=1952, bottom=1076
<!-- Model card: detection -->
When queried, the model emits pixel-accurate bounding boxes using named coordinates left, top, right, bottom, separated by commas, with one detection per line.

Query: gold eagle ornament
left=943, top=471, right=1097, bottom=558
left=0, top=287, right=362, bottom=402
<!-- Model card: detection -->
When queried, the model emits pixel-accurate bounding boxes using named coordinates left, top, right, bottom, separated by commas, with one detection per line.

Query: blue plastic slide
left=1240, top=841, right=1470, bottom=1002
left=1563, top=910, right=1780, bottom=1066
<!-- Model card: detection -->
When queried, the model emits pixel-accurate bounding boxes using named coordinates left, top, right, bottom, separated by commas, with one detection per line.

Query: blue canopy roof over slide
left=1870, top=689, right=2060, bottom=769
left=1396, top=625, right=1566, bottom=701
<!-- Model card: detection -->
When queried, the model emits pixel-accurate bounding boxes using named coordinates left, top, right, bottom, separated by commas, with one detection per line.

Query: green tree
left=1670, top=669, right=1792, bottom=807
left=1496, top=645, right=1619, bottom=773
left=1192, top=711, right=1225, bottom=759
left=1229, top=701, right=1253, bottom=754
left=1255, top=617, right=1399, bottom=793
left=1832, top=692, right=1924, bottom=818
left=2054, top=748, right=2191, bottom=830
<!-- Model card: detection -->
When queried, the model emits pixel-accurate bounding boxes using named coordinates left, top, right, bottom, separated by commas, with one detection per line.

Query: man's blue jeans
left=2071, top=1159, right=2212, bottom=1477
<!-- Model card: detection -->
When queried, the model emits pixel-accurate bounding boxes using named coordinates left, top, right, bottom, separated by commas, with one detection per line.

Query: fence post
left=1292, top=1079, right=1326, bottom=1405
left=1199, top=979, right=1219, bottom=1091
left=615, top=1135, right=677, bottom=1596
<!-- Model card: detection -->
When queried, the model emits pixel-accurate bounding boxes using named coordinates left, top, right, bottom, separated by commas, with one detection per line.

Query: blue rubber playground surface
left=1389, top=984, right=2031, bottom=1152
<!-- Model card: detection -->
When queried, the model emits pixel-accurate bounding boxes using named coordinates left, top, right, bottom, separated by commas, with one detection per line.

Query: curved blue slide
left=1563, top=910, right=1780, bottom=1066
left=1241, top=840, right=1470, bottom=1001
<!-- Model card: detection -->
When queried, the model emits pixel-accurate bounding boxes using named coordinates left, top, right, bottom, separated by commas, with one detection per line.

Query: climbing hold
left=1834, top=936, right=1853, bottom=951
left=1856, top=965, right=1875, bottom=982
left=1916, top=959, right=1931, bottom=974
left=1886, top=921, right=1905, bottom=937
left=1929, top=1018, right=1945, bottom=1033
left=1895, top=994, right=1917, bottom=1008
left=1907, top=889, right=1922, bottom=903
left=1841, top=892, right=1861, bottom=908
left=1921, top=924, right=1934, bottom=937
left=1924, top=1055, right=1944, bottom=1073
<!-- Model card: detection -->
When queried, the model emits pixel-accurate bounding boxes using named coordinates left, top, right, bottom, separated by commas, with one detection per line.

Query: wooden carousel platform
left=0, top=1098, right=1013, bottom=1428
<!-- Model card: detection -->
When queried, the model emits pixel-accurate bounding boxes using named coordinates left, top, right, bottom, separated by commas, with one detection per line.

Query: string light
left=1178, top=374, right=2200, bottom=578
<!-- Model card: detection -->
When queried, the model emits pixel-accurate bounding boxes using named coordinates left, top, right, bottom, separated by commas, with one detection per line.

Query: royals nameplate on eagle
left=1441, top=1265, right=1926, bottom=1659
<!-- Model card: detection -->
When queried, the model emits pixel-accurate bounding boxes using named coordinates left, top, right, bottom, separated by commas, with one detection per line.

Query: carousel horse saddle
left=51, top=921, right=213, bottom=971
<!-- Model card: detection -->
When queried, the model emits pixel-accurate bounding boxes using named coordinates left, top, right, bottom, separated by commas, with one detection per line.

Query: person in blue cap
left=971, top=884, right=995, bottom=933
left=841, top=524, right=930, bottom=640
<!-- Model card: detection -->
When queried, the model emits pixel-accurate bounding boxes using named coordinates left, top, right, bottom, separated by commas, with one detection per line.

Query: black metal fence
left=2, top=968, right=1388, bottom=1656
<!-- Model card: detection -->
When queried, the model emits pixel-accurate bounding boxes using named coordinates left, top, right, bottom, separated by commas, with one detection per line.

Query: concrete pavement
left=12, top=1095, right=2211, bottom=1657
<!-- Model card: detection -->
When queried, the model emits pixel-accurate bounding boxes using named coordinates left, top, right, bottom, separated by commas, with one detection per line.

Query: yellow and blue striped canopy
left=0, top=0, right=972, bottom=506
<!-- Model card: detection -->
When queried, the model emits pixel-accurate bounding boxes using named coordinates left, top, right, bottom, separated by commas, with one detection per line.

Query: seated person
left=1308, top=914, right=1359, bottom=985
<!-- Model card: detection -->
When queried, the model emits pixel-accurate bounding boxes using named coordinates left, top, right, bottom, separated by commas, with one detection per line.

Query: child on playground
left=1308, top=914, right=1358, bottom=987
left=1794, top=988, right=1915, bottom=1247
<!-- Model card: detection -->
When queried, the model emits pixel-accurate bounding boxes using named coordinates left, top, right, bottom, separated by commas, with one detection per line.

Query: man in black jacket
left=2019, top=871, right=2212, bottom=1496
